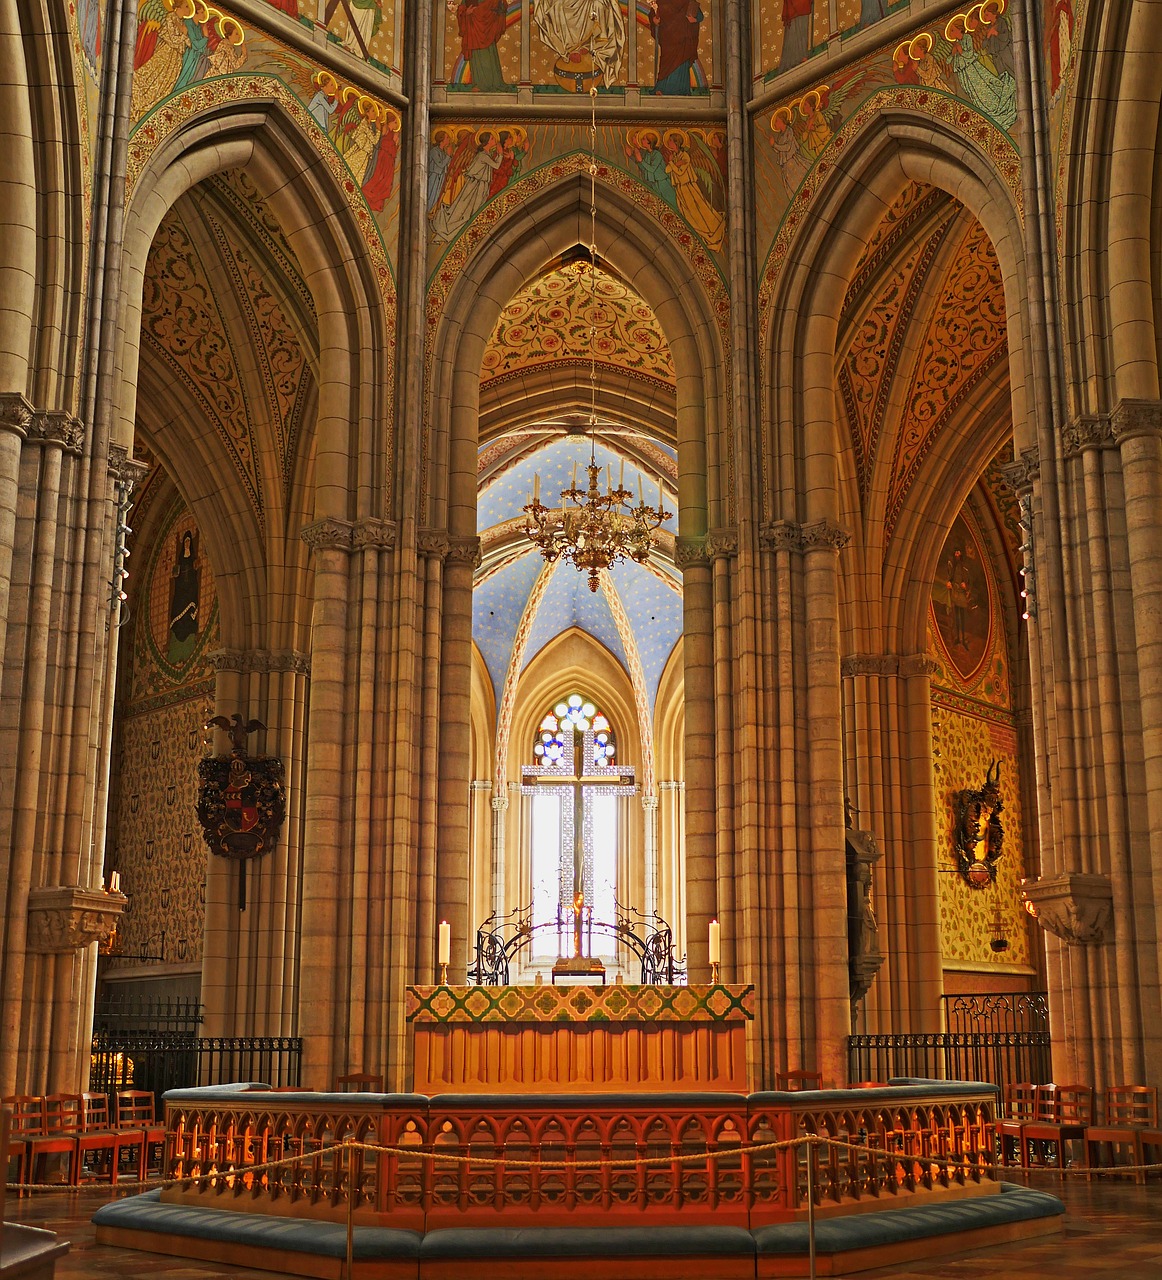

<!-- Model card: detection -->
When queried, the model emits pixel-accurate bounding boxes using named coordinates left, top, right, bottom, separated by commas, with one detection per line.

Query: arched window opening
left=526, top=692, right=628, bottom=959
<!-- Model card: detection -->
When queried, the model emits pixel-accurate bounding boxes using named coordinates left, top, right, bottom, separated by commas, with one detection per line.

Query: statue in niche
left=953, top=760, right=1005, bottom=888
left=845, top=802, right=885, bottom=1007
left=168, top=528, right=200, bottom=662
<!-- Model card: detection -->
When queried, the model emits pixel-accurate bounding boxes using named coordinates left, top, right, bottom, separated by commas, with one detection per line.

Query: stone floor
left=4, top=1173, right=1161, bottom=1278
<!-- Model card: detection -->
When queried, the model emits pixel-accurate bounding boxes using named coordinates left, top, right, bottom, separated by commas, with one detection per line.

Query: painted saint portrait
left=168, top=528, right=201, bottom=662
left=931, top=515, right=992, bottom=680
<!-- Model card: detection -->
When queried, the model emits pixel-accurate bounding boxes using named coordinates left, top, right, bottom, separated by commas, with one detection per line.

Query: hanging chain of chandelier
left=523, top=64, right=671, bottom=594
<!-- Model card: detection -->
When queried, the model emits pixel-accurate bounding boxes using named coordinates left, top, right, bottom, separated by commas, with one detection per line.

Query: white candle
left=708, top=919, right=721, bottom=965
left=658, top=480, right=664, bottom=512
left=618, top=458, right=624, bottom=490
left=110, top=871, right=121, bottom=894
left=438, top=920, right=450, bottom=967
left=533, top=472, right=540, bottom=503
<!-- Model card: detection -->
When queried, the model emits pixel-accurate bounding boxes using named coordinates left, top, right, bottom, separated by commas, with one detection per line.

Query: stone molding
left=107, top=444, right=152, bottom=489
left=1062, top=415, right=1113, bottom=458
left=1111, top=398, right=1162, bottom=445
left=26, top=886, right=126, bottom=954
left=490, top=795, right=509, bottom=813
left=674, top=528, right=738, bottom=568
left=418, top=529, right=482, bottom=567
left=0, top=392, right=34, bottom=438
left=209, top=648, right=311, bottom=675
left=759, top=519, right=851, bottom=553
left=300, top=517, right=355, bottom=552
left=1021, top=872, right=1113, bottom=945
left=998, top=446, right=1040, bottom=492
left=26, top=409, right=85, bottom=454
left=353, top=517, right=397, bottom=550
left=841, top=653, right=939, bottom=678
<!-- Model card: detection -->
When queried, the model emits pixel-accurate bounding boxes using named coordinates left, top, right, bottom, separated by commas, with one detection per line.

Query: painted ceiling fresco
left=481, top=263, right=676, bottom=387
left=138, top=170, right=315, bottom=529
left=437, top=0, right=717, bottom=96
left=834, top=182, right=1008, bottom=541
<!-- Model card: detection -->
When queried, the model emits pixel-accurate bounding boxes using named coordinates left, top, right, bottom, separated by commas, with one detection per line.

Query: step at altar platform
left=407, top=983, right=754, bottom=1094
left=92, top=1080, right=1064, bottom=1278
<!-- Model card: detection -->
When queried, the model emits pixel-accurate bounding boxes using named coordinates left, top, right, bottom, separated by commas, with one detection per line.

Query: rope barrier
left=8, top=1128, right=1160, bottom=1197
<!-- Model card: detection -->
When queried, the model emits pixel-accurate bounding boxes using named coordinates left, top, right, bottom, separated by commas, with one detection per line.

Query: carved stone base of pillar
left=1021, top=873, right=1113, bottom=945
left=26, top=886, right=127, bottom=954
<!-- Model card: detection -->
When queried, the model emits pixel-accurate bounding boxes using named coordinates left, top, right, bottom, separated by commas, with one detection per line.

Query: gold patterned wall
left=928, top=503, right=1035, bottom=972
left=106, top=494, right=219, bottom=971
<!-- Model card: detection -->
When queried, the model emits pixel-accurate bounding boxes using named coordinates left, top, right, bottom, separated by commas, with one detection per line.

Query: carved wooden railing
left=162, top=1082, right=997, bottom=1229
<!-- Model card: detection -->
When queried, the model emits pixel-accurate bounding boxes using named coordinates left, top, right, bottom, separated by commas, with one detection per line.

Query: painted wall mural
left=927, top=501, right=1034, bottom=971
left=108, top=494, right=220, bottom=971
left=427, top=121, right=728, bottom=261
left=438, top=0, right=716, bottom=94
left=252, top=0, right=400, bottom=74
left=128, top=0, right=401, bottom=299
left=754, top=0, right=902, bottom=84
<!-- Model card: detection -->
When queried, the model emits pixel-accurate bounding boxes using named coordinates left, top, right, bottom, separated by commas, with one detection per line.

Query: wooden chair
left=114, top=1090, right=166, bottom=1180
left=1086, top=1086, right=1158, bottom=1184
left=26, top=1094, right=82, bottom=1186
left=3, top=1098, right=40, bottom=1196
left=776, top=1069, right=821, bottom=1092
left=1022, top=1084, right=1093, bottom=1172
left=997, top=1082, right=1037, bottom=1167
left=336, top=1072, right=384, bottom=1093
left=78, top=1092, right=143, bottom=1186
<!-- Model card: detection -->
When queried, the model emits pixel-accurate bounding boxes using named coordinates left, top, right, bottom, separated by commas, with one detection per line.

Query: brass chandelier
left=523, top=66, right=670, bottom=594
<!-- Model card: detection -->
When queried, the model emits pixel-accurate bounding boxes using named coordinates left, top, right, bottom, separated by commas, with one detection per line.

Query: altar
left=406, top=983, right=754, bottom=1094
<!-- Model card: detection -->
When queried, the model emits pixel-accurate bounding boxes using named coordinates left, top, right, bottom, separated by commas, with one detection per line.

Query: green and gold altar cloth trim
left=406, top=984, right=754, bottom=1024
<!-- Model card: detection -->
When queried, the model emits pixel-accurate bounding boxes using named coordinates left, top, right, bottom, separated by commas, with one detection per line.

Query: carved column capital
left=706, top=528, right=739, bottom=559
left=0, top=392, right=34, bottom=439
left=1062, top=415, right=1113, bottom=458
left=26, top=886, right=126, bottom=954
left=758, top=519, right=803, bottom=553
left=209, top=648, right=311, bottom=676
left=107, top=444, right=152, bottom=489
left=899, top=654, right=941, bottom=678
left=490, top=794, right=509, bottom=813
left=29, top=409, right=85, bottom=454
left=1021, top=872, right=1114, bottom=945
left=800, top=519, right=851, bottom=551
left=418, top=529, right=481, bottom=567
left=301, top=518, right=354, bottom=552
left=352, top=517, right=398, bottom=550
left=674, top=536, right=709, bottom=568
left=841, top=654, right=899, bottom=678
left=1111, top=398, right=1162, bottom=445
left=998, top=446, right=1040, bottom=492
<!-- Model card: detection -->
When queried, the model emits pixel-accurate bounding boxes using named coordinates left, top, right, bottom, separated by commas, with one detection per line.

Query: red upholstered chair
left=776, top=1070, right=822, bottom=1092
left=1086, top=1086, right=1158, bottom=1184
left=997, top=1082, right=1036, bottom=1167
left=1023, top=1084, right=1093, bottom=1171
left=114, top=1090, right=166, bottom=1179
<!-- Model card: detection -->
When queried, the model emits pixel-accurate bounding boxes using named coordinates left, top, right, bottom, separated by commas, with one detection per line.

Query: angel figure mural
left=325, top=0, right=382, bottom=61
left=132, top=0, right=189, bottom=117
left=661, top=129, right=726, bottom=252
left=533, top=0, right=626, bottom=90
left=429, top=128, right=528, bottom=242
left=625, top=128, right=678, bottom=209
left=946, top=14, right=1017, bottom=129
left=768, top=108, right=811, bottom=198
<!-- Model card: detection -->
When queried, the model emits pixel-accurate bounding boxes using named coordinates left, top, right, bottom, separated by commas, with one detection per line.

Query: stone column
left=490, top=790, right=508, bottom=922
left=641, top=793, right=658, bottom=920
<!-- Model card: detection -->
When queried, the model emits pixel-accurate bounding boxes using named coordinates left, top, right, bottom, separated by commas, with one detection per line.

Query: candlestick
left=708, top=918, right=721, bottom=964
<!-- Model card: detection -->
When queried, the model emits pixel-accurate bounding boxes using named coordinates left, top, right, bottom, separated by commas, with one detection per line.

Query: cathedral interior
left=2, top=0, right=1162, bottom=1270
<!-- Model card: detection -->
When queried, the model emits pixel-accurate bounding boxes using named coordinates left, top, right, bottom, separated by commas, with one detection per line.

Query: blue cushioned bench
left=94, top=1182, right=1064, bottom=1279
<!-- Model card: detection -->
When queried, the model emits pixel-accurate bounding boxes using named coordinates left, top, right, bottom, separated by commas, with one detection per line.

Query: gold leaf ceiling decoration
left=481, top=263, right=675, bottom=389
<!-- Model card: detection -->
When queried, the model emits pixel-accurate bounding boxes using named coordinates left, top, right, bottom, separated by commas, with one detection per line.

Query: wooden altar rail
left=160, top=1083, right=998, bottom=1229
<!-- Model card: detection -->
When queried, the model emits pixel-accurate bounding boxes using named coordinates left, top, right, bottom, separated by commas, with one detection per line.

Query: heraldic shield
left=197, top=714, right=287, bottom=863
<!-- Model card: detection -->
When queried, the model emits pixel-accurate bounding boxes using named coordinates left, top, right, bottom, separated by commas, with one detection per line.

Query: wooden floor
left=4, top=1173, right=1161, bottom=1279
